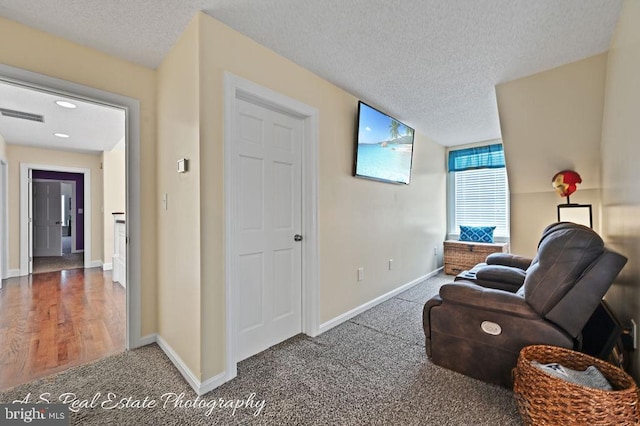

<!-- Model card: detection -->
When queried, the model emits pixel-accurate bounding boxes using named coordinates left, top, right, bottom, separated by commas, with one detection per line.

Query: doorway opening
left=20, top=164, right=92, bottom=275
left=0, top=62, right=143, bottom=350
left=0, top=63, right=143, bottom=389
left=31, top=171, right=84, bottom=274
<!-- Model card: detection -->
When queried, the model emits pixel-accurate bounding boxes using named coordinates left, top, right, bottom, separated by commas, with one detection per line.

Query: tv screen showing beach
left=354, top=101, right=415, bottom=184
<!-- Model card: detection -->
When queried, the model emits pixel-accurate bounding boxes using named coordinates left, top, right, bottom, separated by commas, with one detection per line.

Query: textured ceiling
left=0, top=0, right=623, bottom=146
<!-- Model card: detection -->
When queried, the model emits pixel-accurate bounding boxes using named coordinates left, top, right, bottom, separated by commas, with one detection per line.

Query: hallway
left=0, top=268, right=125, bottom=390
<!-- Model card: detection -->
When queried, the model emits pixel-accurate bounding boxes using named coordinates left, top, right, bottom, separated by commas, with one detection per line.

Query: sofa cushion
left=476, top=265, right=526, bottom=287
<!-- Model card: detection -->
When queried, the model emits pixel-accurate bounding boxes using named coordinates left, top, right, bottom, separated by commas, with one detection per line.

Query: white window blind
left=453, top=167, right=509, bottom=238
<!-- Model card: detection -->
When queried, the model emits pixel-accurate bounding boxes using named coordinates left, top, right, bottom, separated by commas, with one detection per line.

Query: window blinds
left=453, top=167, right=509, bottom=237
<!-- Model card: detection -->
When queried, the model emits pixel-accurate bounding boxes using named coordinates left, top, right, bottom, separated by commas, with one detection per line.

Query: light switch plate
left=177, top=158, right=188, bottom=173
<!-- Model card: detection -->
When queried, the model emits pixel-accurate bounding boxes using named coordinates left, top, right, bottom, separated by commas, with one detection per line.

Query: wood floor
left=0, top=268, right=125, bottom=390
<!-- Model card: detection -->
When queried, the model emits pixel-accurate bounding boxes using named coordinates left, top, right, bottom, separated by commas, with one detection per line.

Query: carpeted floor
left=0, top=272, right=522, bottom=425
left=33, top=252, right=84, bottom=274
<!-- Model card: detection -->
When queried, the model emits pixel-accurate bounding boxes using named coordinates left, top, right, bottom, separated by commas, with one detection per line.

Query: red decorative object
left=552, top=170, right=582, bottom=201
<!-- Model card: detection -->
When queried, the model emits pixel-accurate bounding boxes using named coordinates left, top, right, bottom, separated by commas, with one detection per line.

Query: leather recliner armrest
left=475, top=265, right=526, bottom=288
left=422, top=295, right=443, bottom=339
left=439, top=282, right=539, bottom=319
left=486, top=253, right=533, bottom=270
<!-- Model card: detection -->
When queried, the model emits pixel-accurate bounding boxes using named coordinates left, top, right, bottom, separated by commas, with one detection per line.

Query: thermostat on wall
left=177, top=158, right=188, bottom=173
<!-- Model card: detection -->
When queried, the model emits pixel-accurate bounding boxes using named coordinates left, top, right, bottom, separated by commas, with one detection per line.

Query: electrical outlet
left=388, top=259, right=393, bottom=270
left=433, top=246, right=437, bottom=256
left=357, top=267, right=364, bottom=281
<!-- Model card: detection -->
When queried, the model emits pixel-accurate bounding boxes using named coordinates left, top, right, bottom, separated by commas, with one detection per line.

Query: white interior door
left=235, top=97, right=303, bottom=361
left=32, top=180, right=63, bottom=257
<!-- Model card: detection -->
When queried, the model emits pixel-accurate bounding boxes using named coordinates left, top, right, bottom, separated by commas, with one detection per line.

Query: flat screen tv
left=354, top=101, right=415, bottom=184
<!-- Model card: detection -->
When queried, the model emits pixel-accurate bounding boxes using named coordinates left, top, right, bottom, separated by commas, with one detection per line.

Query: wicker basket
left=513, top=345, right=640, bottom=425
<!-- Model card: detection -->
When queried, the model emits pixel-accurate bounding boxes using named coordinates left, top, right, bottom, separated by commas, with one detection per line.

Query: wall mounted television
left=354, top=101, right=415, bottom=184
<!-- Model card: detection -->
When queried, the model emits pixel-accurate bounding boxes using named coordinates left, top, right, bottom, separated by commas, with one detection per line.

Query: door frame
left=22, top=165, right=90, bottom=269
left=224, top=73, right=319, bottom=381
left=0, top=158, right=7, bottom=284
left=0, top=63, right=143, bottom=350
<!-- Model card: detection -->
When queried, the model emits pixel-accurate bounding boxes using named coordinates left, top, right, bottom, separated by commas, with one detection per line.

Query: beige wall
left=0, top=17, right=157, bottom=335
left=6, top=145, right=103, bottom=267
left=155, top=13, right=446, bottom=381
left=196, top=13, right=446, bottom=379
left=496, top=54, right=608, bottom=256
left=600, top=0, right=640, bottom=379
left=2, top=12, right=446, bottom=385
left=156, top=17, right=202, bottom=376
left=102, top=149, right=126, bottom=265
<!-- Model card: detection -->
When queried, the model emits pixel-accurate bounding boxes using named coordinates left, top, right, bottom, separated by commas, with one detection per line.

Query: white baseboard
left=102, top=262, right=113, bottom=271
left=89, top=260, right=103, bottom=269
left=7, top=269, right=21, bottom=278
left=155, top=334, right=226, bottom=396
left=318, top=267, right=443, bottom=335
left=138, top=333, right=157, bottom=347
left=199, top=371, right=227, bottom=396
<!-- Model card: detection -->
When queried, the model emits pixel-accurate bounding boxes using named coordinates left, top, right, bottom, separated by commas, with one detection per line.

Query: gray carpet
left=0, top=272, right=522, bottom=425
left=33, top=252, right=84, bottom=274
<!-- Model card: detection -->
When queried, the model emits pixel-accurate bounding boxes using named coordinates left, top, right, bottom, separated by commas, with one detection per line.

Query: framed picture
left=557, top=204, right=592, bottom=228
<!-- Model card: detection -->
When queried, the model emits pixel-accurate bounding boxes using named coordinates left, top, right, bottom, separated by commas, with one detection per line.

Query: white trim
left=0, top=159, right=7, bottom=281
left=0, top=64, right=142, bottom=351
left=20, top=163, right=92, bottom=274
left=102, top=262, right=113, bottom=271
left=224, top=73, right=320, bottom=382
left=89, top=260, right=103, bottom=268
left=318, top=268, right=443, bottom=334
left=199, top=372, right=227, bottom=396
left=7, top=269, right=20, bottom=279
left=155, top=334, right=225, bottom=396
left=138, top=333, right=157, bottom=347
left=155, top=335, right=201, bottom=394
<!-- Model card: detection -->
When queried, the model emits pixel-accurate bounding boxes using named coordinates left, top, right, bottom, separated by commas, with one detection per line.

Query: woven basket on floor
left=513, top=345, right=640, bottom=425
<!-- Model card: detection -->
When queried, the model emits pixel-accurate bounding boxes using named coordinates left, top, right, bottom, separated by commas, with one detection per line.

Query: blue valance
left=448, top=143, right=505, bottom=172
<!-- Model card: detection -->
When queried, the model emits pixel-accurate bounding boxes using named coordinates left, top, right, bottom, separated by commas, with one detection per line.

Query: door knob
left=294, top=234, right=303, bottom=242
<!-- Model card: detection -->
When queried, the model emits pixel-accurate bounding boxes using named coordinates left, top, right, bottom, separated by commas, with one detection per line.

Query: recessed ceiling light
left=54, top=133, right=70, bottom=138
left=55, top=100, right=77, bottom=109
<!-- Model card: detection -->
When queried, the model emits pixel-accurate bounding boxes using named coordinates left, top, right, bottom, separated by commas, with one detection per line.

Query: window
left=448, top=144, right=509, bottom=239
